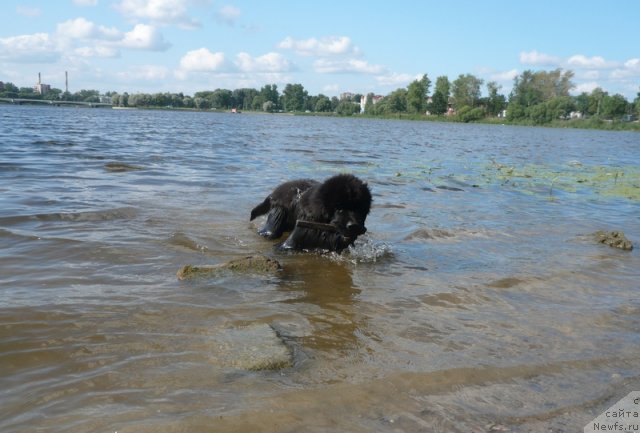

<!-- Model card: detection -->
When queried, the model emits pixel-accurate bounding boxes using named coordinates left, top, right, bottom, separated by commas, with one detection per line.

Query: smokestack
left=38, top=72, right=41, bottom=85
left=65, top=71, right=68, bottom=93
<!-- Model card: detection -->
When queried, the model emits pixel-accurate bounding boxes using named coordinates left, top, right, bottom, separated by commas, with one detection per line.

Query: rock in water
left=176, top=255, right=282, bottom=280
left=210, top=323, right=292, bottom=371
left=594, top=230, right=633, bottom=251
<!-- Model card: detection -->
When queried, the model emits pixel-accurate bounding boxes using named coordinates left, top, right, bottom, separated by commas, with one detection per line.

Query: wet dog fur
left=250, top=174, right=372, bottom=252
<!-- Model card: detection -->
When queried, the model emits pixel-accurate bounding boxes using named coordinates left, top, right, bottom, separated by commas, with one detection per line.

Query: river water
left=1, top=104, right=639, bottom=432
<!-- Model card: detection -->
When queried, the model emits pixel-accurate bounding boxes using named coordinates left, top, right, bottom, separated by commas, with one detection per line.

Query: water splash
left=333, top=236, right=393, bottom=264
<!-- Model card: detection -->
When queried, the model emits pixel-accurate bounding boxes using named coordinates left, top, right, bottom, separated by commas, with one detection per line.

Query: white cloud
left=610, top=58, right=640, bottom=79
left=314, top=58, right=385, bottom=74
left=278, top=36, right=360, bottom=57
left=577, top=70, right=601, bottom=80
left=567, top=54, right=617, bottom=69
left=178, top=48, right=226, bottom=73
left=519, top=50, right=562, bottom=66
left=0, top=33, right=60, bottom=63
left=235, top=52, right=292, bottom=73
left=375, top=72, right=417, bottom=87
left=120, top=24, right=170, bottom=50
left=624, top=58, right=640, bottom=71
left=115, top=0, right=199, bottom=28
left=16, top=5, right=42, bottom=17
left=490, top=69, right=519, bottom=82
left=57, top=17, right=121, bottom=40
left=73, top=0, right=98, bottom=5
left=323, top=84, right=339, bottom=94
left=74, top=45, right=119, bottom=58
left=117, top=65, right=169, bottom=81
left=573, top=82, right=600, bottom=94
left=215, top=5, right=241, bottom=25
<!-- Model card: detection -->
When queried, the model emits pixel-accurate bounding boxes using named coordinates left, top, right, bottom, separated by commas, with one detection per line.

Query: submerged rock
left=104, top=162, right=144, bottom=172
left=210, top=323, right=292, bottom=371
left=594, top=230, right=633, bottom=251
left=176, top=255, right=282, bottom=280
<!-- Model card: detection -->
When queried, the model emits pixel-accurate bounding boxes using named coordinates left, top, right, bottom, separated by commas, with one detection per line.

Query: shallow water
left=1, top=104, right=639, bottom=432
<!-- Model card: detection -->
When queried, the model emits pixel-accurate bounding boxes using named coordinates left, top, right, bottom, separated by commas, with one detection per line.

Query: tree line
left=2, top=69, right=639, bottom=124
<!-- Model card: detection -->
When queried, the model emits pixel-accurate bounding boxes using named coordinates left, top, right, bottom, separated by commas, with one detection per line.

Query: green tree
left=232, top=88, right=258, bottom=110
left=43, top=88, right=62, bottom=100
left=182, top=96, right=194, bottom=108
left=210, top=88, right=233, bottom=109
left=587, top=88, right=607, bottom=116
left=315, top=95, right=332, bottom=112
left=386, top=88, right=408, bottom=113
left=485, top=81, right=506, bottom=116
left=74, top=89, right=100, bottom=102
left=363, top=93, right=375, bottom=114
left=457, top=106, right=486, bottom=123
left=19, top=87, right=37, bottom=98
left=451, top=74, right=483, bottom=110
left=406, top=74, right=431, bottom=114
left=335, top=100, right=359, bottom=116
left=119, top=92, right=129, bottom=107
left=262, top=100, right=275, bottom=112
left=510, top=69, right=574, bottom=107
left=601, top=94, right=628, bottom=119
left=546, top=96, right=576, bottom=120
left=260, top=84, right=279, bottom=107
left=282, top=83, right=307, bottom=112
left=574, top=92, right=590, bottom=115
left=0, top=82, right=19, bottom=97
left=429, top=76, right=450, bottom=115
left=634, top=90, right=640, bottom=116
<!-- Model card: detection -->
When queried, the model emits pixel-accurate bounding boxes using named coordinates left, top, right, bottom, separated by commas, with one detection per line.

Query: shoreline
left=2, top=100, right=638, bottom=132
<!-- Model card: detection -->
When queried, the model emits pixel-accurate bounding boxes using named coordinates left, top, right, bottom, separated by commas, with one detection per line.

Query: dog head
left=317, top=174, right=372, bottom=241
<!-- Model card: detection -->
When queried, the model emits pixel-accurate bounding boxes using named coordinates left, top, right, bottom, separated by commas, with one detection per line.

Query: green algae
left=177, top=255, right=282, bottom=280
left=483, top=162, right=640, bottom=201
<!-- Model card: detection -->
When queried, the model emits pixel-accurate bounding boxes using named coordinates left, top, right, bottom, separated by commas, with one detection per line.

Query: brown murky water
left=1, top=105, right=639, bottom=432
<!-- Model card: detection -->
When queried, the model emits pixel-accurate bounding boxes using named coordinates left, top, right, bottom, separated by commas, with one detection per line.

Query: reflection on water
left=1, top=105, right=639, bottom=432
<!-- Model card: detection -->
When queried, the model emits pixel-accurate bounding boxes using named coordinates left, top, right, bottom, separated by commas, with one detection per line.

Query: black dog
left=250, top=174, right=372, bottom=252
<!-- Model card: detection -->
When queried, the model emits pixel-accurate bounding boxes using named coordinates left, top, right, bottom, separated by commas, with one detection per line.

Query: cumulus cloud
left=115, top=0, right=199, bottom=28
left=0, top=33, right=60, bottom=63
left=489, top=69, right=519, bottom=82
left=117, top=65, right=169, bottom=81
left=178, top=48, right=226, bottom=73
left=610, top=58, right=640, bottom=79
left=314, top=58, right=385, bottom=74
left=215, top=5, right=241, bottom=25
left=519, top=50, right=562, bottom=66
left=573, top=82, right=600, bottom=94
left=74, top=45, right=119, bottom=58
left=624, top=58, right=640, bottom=71
left=278, top=36, right=360, bottom=57
left=235, top=52, right=292, bottom=73
left=375, top=72, right=418, bottom=87
left=57, top=17, right=121, bottom=40
left=567, top=54, right=618, bottom=69
left=120, top=24, right=170, bottom=50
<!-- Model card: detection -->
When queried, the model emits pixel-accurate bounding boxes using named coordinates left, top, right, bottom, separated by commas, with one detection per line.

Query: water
left=1, top=104, right=639, bottom=432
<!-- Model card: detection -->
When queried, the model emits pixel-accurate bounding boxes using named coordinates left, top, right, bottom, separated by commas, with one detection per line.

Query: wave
left=0, top=207, right=139, bottom=226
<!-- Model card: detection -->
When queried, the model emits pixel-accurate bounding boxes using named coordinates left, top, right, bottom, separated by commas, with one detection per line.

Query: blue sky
left=2, top=0, right=639, bottom=99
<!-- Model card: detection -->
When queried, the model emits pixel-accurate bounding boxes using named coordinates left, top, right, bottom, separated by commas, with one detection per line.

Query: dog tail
left=250, top=197, right=271, bottom=221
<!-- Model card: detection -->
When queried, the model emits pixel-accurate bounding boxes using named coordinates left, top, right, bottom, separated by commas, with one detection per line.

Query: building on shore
left=33, top=73, right=51, bottom=95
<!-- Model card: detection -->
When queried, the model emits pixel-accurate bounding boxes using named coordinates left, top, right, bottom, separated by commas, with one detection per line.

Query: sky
left=1, top=0, right=639, bottom=100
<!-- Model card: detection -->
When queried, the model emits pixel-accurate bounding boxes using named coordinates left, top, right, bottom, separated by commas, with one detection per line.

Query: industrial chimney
left=65, top=71, right=68, bottom=93
left=38, top=72, right=41, bottom=85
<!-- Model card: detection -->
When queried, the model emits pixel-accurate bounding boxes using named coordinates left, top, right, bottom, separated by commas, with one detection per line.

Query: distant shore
left=2, top=99, right=638, bottom=132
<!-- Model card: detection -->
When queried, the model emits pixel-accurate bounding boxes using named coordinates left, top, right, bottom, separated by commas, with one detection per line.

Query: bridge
left=0, top=98, right=112, bottom=108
